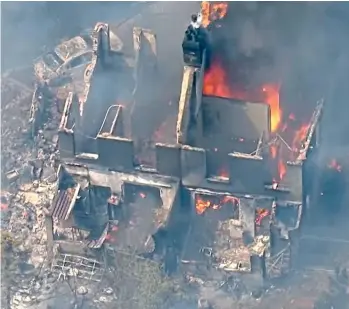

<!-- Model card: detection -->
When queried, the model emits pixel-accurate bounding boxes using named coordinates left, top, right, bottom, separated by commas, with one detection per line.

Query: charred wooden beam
left=296, top=99, right=324, bottom=162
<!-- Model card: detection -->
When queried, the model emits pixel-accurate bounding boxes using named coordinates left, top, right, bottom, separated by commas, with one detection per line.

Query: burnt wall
left=180, top=145, right=303, bottom=203
left=81, top=70, right=124, bottom=140
left=228, top=152, right=271, bottom=194
left=279, top=163, right=303, bottom=202
left=194, top=53, right=206, bottom=118
left=97, top=136, right=134, bottom=171
left=181, top=145, right=207, bottom=186
left=239, top=197, right=256, bottom=238
left=176, top=66, right=196, bottom=144
left=201, top=96, right=270, bottom=149
left=156, top=143, right=181, bottom=177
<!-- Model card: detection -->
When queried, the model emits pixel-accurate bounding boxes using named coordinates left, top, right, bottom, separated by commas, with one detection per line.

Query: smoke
left=211, top=2, right=349, bottom=204
left=211, top=2, right=349, bottom=138
left=1, top=2, right=148, bottom=71
left=208, top=3, right=349, bottom=307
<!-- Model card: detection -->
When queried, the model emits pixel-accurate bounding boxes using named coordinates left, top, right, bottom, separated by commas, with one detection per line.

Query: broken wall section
left=57, top=91, right=185, bottom=176
left=175, top=81, right=313, bottom=203
left=58, top=92, right=78, bottom=158
left=57, top=92, right=137, bottom=172
left=176, top=63, right=205, bottom=146
left=180, top=144, right=275, bottom=196
left=178, top=144, right=302, bottom=205
left=175, top=67, right=276, bottom=192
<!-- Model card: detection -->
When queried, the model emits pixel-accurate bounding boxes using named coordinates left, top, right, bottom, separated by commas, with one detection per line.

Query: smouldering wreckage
left=3, top=2, right=339, bottom=304
left=29, top=4, right=327, bottom=288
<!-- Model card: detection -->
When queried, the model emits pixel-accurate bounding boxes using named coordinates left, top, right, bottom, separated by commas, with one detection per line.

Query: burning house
left=45, top=2, right=325, bottom=283
left=177, top=2, right=324, bottom=280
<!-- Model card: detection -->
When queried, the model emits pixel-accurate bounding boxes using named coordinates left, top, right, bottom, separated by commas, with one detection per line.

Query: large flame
left=262, top=85, right=281, bottom=133
left=203, top=59, right=234, bottom=98
left=195, top=194, right=239, bottom=215
left=292, top=123, right=310, bottom=153
left=203, top=60, right=282, bottom=133
left=278, top=159, right=287, bottom=180
left=200, top=1, right=311, bottom=183
left=201, top=1, right=228, bottom=28
left=203, top=59, right=286, bottom=181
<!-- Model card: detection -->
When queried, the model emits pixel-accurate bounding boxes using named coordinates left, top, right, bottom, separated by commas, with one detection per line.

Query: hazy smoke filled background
left=210, top=2, right=349, bottom=149
left=2, top=1, right=349, bottom=149
left=0, top=2, right=147, bottom=69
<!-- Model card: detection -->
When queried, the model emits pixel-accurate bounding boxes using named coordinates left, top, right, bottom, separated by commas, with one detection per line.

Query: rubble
left=1, top=64, right=65, bottom=309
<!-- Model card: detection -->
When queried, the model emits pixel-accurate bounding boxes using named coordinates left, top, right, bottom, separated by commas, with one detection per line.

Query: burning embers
left=203, top=58, right=310, bottom=163
left=195, top=194, right=239, bottom=215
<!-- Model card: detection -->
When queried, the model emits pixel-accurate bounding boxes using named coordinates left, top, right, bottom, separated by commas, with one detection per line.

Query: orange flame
left=218, top=167, right=229, bottom=178
left=195, top=194, right=239, bottom=215
left=203, top=60, right=282, bottom=134
left=200, top=8, right=315, bottom=183
left=203, top=59, right=234, bottom=98
left=196, top=196, right=219, bottom=215
left=222, top=195, right=240, bottom=205
left=201, top=1, right=210, bottom=27
left=255, top=208, right=270, bottom=226
left=278, top=159, right=287, bottom=180
left=292, top=123, right=310, bottom=153
left=262, top=85, right=281, bottom=133
left=270, top=142, right=286, bottom=181
left=270, top=145, right=278, bottom=159
left=201, top=1, right=228, bottom=28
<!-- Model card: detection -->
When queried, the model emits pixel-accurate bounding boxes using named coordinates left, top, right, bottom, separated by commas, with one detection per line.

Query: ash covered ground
left=1, top=2, right=349, bottom=309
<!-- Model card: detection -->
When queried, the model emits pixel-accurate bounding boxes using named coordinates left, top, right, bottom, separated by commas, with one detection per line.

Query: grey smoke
left=1, top=2, right=148, bottom=71
left=213, top=2, right=349, bottom=149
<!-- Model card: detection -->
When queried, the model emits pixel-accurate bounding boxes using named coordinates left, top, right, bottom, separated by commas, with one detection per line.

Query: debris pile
left=1, top=70, right=62, bottom=309
left=1, top=72, right=34, bottom=175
